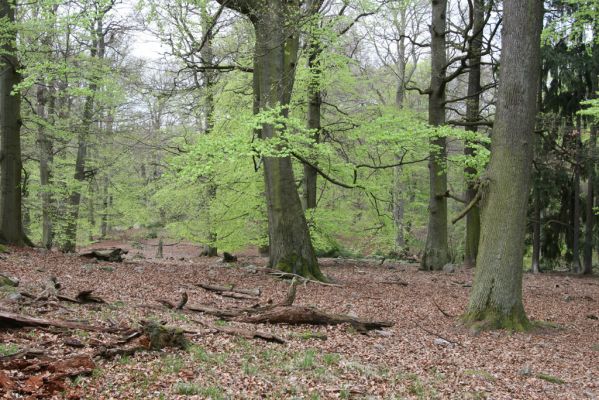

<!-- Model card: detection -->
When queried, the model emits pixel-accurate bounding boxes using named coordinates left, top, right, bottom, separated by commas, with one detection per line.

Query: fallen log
left=191, top=318, right=285, bottom=344
left=0, top=311, right=125, bottom=333
left=236, top=306, right=394, bottom=332
left=196, top=282, right=261, bottom=298
left=57, top=290, right=106, bottom=304
left=79, top=248, right=127, bottom=262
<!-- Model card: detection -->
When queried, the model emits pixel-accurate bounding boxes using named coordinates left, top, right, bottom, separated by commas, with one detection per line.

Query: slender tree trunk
left=239, top=0, right=324, bottom=280
left=61, top=16, right=104, bottom=252
left=571, top=117, right=582, bottom=272
left=393, top=4, right=408, bottom=250
left=0, top=0, right=27, bottom=245
left=465, top=0, right=543, bottom=330
left=463, top=0, right=484, bottom=268
left=303, top=41, right=321, bottom=210
left=583, top=126, right=596, bottom=274
left=200, top=4, right=218, bottom=257
left=37, top=82, right=55, bottom=249
left=100, top=176, right=109, bottom=238
left=531, top=186, right=541, bottom=273
left=422, top=0, right=450, bottom=270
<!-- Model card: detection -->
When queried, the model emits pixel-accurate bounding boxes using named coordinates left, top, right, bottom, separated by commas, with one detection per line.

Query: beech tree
left=216, top=0, right=324, bottom=280
left=465, top=0, right=543, bottom=329
left=0, top=0, right=27, bottom=245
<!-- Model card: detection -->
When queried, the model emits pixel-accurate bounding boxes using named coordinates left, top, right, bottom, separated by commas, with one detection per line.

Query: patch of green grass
left=297, top=330, right=328, bottom=341
left=0, top=343, right=19, bottom=356
left=297, top=349, right=317, bottom=370
left=591, top=343, right=599, bottom=352
left=536, top=373, right=565, bottom=384
left=322, top=353, right=341, bottom=366
left=0, top=244, right=9, bottom=253
left=242, top=359, right=258, bottom=376
left=214, top=319, right=229, bottom=327
left=162, top=355, right=184, bottom=374
left=117, top=355, right=132, bottom=365
left=174, top=382, right=202, bottom=395
left=463, top=369, right=496, bottom=381
left=189, top=345, right=210, bottom=362
left=100, top=266, right=115, bottom=272
left=532, top=320, right=562, bottom=330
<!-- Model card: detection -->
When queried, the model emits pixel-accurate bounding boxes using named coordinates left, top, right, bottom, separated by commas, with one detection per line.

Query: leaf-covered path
left=1, top=246, right=597, bottom=399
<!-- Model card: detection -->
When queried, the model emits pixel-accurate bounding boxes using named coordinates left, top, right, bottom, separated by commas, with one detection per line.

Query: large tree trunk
left=464, top=0, right=543, bottom=330
left=422, top=0, right=450, bottom=270
left=463, top=0, right=484, bottom=268
left=241, top=0, right=324, bottom=280
left=0, top=0, right=27, bottom=246
left=583, top=126, right=596, bottom=274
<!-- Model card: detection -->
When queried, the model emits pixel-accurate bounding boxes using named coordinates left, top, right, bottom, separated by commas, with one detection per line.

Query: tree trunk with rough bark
left=463, top=0, right=484, bottom=268
left=0, top=0, right=27, bottom=246
left=583, top=126, right=596, bottom=274
left=217, top=0, right=324, bottom=280
left=464, top=0, right=543, bottom=330
left=422, top=0, right=450, bottom=270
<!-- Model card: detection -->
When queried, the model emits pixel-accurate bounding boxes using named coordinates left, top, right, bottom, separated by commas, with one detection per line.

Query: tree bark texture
left=422, top=0, right=450, bottom=270
left=463, top=0, right=484, bottom=268
left=218, top=0, right=324, bottom=280
left=465, top=0, right=543, bottom=330
left=0, top=0, right=26, bottom=245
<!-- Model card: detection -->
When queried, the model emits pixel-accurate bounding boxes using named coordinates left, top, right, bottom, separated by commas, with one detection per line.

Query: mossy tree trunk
left=422, top=0, right=450, bottom=271
left=0, top=0, right=27, bottom=246
left=463, top=0, right=484, bottom=268
left=464, top=0, right=543, bottom=330
left=217, top=0, right=324, bottom=280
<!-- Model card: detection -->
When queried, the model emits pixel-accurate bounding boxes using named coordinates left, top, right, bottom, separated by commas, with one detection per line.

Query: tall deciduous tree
left=465, top=0, right=543, bottom=329
left=463, top=0, right=485, bottom=268
left=0, top=0, right=27, bottom=245
left=421, top=0, right=450, bottom=270
left=217, top=0, right=324, bottom=280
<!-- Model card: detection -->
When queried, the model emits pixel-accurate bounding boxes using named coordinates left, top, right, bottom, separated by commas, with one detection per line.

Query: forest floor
left=0, top=241, right=598, bottom=399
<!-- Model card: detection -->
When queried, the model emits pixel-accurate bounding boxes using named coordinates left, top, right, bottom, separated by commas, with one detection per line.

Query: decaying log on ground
left=140, top=320, right=188, bottom=350
left=57, top=290, right=105, bottom=304
left=196, top=282, right=261, bottom=298
left=0, top=311, right=124, bottom=333
left=191, top=318, right=285, bottom=344
left=236, top=305, right=394, bottom=332
left=79, top=248, right=128, bottom=262
left=0, top=353, right=96, bottom=397
left=35, top=276, right=60, bottom=301
left=0, top=273, right=19, bottom=287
